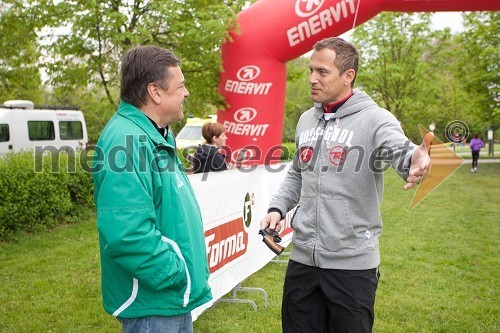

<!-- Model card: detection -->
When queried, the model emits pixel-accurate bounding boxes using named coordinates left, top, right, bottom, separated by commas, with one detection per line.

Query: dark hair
left=120, top=46, right=180, bottom=108
left=313, top=37, right=359, bottom=87
left=202, top=122, right=225, bottom=144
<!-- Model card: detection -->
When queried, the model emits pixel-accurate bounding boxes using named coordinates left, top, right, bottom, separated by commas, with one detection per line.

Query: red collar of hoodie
left=323, top=90, right=354, bottom=113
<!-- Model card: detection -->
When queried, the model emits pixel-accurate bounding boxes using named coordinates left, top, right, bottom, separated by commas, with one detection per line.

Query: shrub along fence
left=0, top=151, right=94, bottom=240
left=0, top=144, right=297, bottom=241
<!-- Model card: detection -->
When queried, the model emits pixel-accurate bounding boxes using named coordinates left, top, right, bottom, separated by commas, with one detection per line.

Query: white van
left=0, top=100, right=88, bottom=156
left=176, top=115, right=217, bottom=149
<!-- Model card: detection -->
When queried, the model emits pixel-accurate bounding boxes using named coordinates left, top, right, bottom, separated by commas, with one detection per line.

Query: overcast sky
left=430, top=12, right=464, bottom=33
left=339, top=12, right=465, bottom=41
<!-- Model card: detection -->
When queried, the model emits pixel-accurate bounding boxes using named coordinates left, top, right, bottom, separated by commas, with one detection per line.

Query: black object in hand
left=259, top=228, right=284, bottom=255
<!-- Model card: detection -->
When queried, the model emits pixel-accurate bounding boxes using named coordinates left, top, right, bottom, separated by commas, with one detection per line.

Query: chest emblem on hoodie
left=329, top=145, right=347, bottom=166
left=299, top=146, right=313, bottom=163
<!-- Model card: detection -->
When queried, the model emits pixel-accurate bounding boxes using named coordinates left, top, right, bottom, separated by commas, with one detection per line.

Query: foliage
left=0, top=0, right=249, bottom=142
left=0, top=151, right=94, bottom=240
left=32, top=0, right=247, bottom=139
left=177, top=146, right=199, bottom=172
left=415, top=31, right=481, bottom=141
left=280, top=142, right=296, bottom=161
left=1, top=164, right=499, bottom=332
left=66, top=152, right=96, bottom=211
left=0, top=1, right=42, bottom=103
left=456, top=12, right=500, bottom=132
left=351, top=12, right=499, bottom=143
left=283, top=56, right=313, bottom=142
left=352, top=13, right=447, bottom=141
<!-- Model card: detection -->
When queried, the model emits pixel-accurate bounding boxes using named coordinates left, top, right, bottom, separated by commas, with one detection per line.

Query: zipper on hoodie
left=312, top=244, right=316, bottom=266
left=312, top=118, right=329, bottom=267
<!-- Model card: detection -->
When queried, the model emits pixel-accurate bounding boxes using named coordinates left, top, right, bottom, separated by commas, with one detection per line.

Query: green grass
left=0, top=209, right=120, bottom=333
left=1, top=164, right=498, bottom=332
left=375, top=164, right=499, bottom=332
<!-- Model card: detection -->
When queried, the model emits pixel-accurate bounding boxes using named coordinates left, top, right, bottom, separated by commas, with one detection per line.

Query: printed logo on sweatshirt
left=298, top=125, right=354, bottom=147
left=175, top=173, right=184, bottom=188
left=299, top=146, right=314, bottom=163
left=329, top=145, right=347, bottom=166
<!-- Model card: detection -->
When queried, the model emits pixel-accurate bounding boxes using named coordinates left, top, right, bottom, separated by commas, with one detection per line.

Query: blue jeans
left=118, top=313, right=193, bottom=333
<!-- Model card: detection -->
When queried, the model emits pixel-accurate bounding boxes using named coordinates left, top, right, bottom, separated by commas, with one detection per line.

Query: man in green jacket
left=92, top=45, right=212, bottom=333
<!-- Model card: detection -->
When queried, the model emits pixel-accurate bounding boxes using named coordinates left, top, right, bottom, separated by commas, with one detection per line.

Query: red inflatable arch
left=217, top=0, right=499, bottom=165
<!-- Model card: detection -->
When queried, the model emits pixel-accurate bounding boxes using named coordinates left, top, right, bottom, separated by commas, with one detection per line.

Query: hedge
left=0, top=151, right=94, bottom=240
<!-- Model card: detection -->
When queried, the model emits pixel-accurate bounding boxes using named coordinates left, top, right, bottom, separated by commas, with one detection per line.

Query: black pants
left=282, top=260, right=379, bottom=333
left=472, top=151, right=480, bottom=169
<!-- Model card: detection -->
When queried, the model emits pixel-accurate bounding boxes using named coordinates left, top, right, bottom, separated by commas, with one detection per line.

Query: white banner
left=189, top=163, right=294, bottom=320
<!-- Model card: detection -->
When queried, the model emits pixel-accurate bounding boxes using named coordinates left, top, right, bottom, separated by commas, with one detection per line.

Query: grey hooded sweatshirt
left=269, top=90, right=416, bottom=270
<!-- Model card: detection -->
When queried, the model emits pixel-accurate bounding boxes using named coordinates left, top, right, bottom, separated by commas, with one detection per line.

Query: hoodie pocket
left=317, top=198, right=358, bottom=252
left=291, top=196, right=316, bottom=247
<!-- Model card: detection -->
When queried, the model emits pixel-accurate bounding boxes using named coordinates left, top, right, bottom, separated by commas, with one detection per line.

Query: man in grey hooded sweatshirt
left=260, top=37, right=431, bottom=333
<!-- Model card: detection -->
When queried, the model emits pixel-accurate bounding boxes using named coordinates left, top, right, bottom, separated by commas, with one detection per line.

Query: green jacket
left=92, top=101, right=212, bottom=318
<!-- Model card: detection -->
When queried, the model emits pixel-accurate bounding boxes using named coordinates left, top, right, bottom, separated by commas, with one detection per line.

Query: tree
left=11, top=0, right=249, bottom=141
left=0, top=1, right=42, bottom=103
left=423, top=32, right=484, bottom=140
left=352, top=12, right=446, bottom=141
left=284, top=56, right=312, bottom=142
left=40, top=0, right=246, bottom=108
left=456, top=12, right=499, bottom=136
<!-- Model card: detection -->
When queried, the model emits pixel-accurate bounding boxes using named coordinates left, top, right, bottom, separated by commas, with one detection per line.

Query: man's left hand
left=404, top=132, right=433, bottom=190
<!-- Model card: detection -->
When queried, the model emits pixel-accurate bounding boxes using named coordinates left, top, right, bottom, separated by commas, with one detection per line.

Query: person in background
left=260, top=37, right=431, bottom=333
left=192, top=122, right=228, bottom=173
left=469, top=133, right=485, bottom=172
left=92, top=45, right=212, bottom=333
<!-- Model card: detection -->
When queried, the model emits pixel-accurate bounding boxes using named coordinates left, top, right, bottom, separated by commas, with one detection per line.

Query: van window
left=177, top=126, right=202, bottom=140
left=59, top=121, right=83, bottom=140
left=28, top=121, right=55, bottom=141
left=0, top=124, right=9, bottom=142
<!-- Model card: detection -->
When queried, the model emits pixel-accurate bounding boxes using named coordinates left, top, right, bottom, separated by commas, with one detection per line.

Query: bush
left=281, top=142, right=296, bottom=161
left=0, top=151, right=94, bottom=240
left=65, top=153, right=95, bottom=213
left=177, top=146, right=198, bottom=171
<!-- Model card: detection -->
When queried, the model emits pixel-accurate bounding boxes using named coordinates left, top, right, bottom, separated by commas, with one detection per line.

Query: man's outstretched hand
left=404, top=132, right=433, bottom=190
